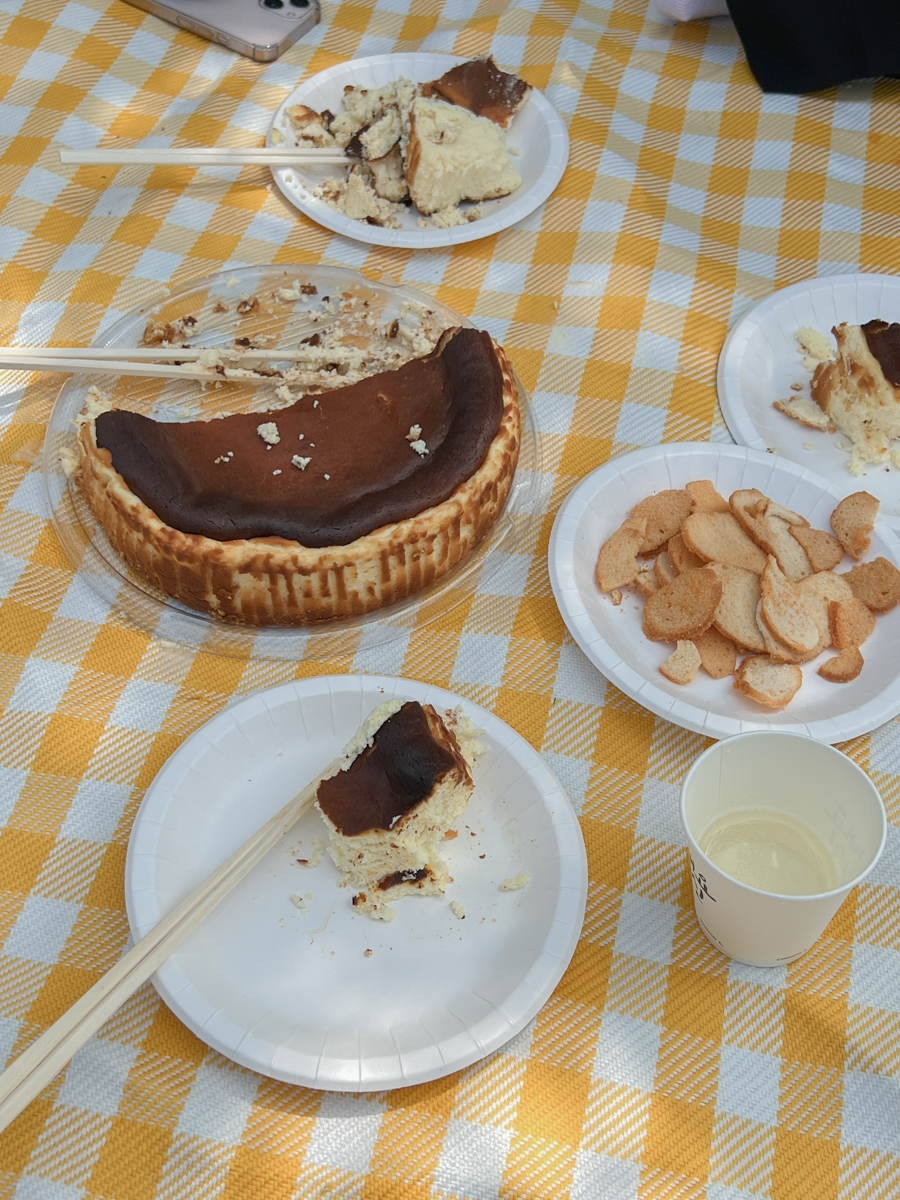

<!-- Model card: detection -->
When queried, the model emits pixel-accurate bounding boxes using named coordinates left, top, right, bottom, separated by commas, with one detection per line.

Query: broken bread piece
left=797, top=571, right=854, bottom=646
left=596, top=516, right=647, bottom=591
left=842, top=557, right=900, bottom=613
left=660, top=640, right=702, bottom=685
left=831, top=491, right=879, bottom=560
left=730, top=490, right=812, bottom=583
left=789, top=524, right=843, bottom=573
left=734, top=657, right=803, bottom=708
left=634, top=569, right=659, bottom=597
left=759, top=556, right=819, bottom=653
left=706, top=563, right=765, bottom=653
left=829, top=597, right=876, bottom=648
left=818, top=647, right=864, bottom=682
left=756, top=600, right=823, bottom=665
left=631, top=490, right=692, bottom=555
left=686, top=479, right=729, bottom=514
left=668, top=533, right=704, bottom=575
left=316, top=700, right=480, bottom=921
left=681, top=511, right=768, bottom=574
left=655, top=550, right=676, bottom=586
left=693, top=628, right=738, bottom=679
left=642, top=568, right=722, bottom=642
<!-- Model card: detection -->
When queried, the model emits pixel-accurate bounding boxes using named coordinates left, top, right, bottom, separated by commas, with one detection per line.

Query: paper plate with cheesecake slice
left=267, top=53, right=569, bottom=248
left=125, top=675, right=587, bottom=1091
left=717, top=272, right=900, bottom=522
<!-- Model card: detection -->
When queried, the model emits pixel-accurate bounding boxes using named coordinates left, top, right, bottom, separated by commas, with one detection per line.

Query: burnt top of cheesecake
left=93, top=326, right=505, bottom=548
left=862, top=320, right=900, bottom=389
left=422, top=57, right=530, bottom=128
left=317, top=701, right=469, bottom=837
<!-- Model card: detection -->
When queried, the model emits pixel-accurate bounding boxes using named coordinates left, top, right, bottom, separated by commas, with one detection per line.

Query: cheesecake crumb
left=273, top=469, right=282, bottom=476
left=292, top=455, right=311, bottom=470
left=500, top=873, right=531, bottom=892
left=410, top=439, right=428, bottom=456
left=324, top=473, right=331, bottom=480
left=406, top=424, right=422, bottom=441
left=364, top=948, right=373, bottom=957
left=450, top=900, right=466, bottom=919
left=257, top=422, right=280, bottom=445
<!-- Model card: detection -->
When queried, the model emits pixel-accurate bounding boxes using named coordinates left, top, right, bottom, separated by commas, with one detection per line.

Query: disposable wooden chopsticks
left=0, top=337, right=334, bottom=382
left=0, top=758, right=341, bottom=1135
left=59, top=147, right=353, bottom=168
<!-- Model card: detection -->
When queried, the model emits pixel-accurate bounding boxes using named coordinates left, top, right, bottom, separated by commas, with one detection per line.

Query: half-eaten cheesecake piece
left=315, top=700, right=482, bottom=920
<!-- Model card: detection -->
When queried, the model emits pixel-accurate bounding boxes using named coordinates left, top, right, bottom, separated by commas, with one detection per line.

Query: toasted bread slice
left=655, top=550, right=676, bottom=586
left=796, top=570, right=854, bottom=646
left=681, top=511, right=768, bottom=574
left=730, top=490, right=813, bottom=582
left=706, top=562, right=765, bottom=652
left=642, top=568, right=722, bottom=642
left=668, top=533, right=704, bottom=575
left=686, top=480, right=730, bottom=514
left=842, top=558, right=900, bottom=613
left=818, top=647, right=864, bottom=683
left=829, top=597, right=876, bottom=648
left=597, top=516, right=647, bottom=591
left=632, top=490, right=693, bottom=555
left=756, top=600, right=823, bottom=664
left=789, top=525, right=843, bottom=572
left=734, top=656, right=803, bottom=708
left=831, top=491, right=879, bottom=560
left=660, top=640, right=702, bottom=685
left=760, top=556, right=819, bottom=652
left=693, top=627, right=738, bottom=679
left=634, top=569, right=659, bottom=597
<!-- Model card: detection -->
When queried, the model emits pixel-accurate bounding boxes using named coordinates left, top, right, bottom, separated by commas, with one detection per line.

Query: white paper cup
left=680, top=731, right=886, bottom=967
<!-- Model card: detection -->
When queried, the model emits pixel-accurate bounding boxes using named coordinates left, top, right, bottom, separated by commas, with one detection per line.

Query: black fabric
left=726, top=0, right=900, bottom=94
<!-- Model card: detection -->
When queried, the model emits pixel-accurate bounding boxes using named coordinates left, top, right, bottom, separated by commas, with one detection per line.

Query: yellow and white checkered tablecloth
left=1, top=0, right=900, bottom=1195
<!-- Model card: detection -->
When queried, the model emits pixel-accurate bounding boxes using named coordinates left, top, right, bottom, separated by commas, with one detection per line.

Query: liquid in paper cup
left=680, top=731, right=886, bottom=967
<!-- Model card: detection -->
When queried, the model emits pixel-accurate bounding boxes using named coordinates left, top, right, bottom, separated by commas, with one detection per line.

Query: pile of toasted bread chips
left=596, top=481, right=900, bottom=708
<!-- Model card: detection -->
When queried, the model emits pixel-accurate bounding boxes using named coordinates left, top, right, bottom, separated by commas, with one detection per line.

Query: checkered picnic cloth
left=1, top=0, right=900, bottom=1195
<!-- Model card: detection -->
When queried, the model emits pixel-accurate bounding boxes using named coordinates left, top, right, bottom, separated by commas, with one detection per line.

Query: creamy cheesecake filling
left=92, top=326, right=504, bottom=548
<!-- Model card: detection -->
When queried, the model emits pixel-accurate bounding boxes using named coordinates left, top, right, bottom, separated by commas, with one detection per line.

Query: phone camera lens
left=263, top=0, right=284, bottom=7
left=290, top=0, right=310, bottom=6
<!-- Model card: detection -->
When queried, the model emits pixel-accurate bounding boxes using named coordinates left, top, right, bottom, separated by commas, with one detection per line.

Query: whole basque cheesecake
left=75, top=326, right=521, bottom=625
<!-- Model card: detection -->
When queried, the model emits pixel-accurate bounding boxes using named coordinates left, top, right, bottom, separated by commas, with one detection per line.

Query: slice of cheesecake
left=404, top=97, right=521, bottom=217
left=315, top=700, right=482, bottom=920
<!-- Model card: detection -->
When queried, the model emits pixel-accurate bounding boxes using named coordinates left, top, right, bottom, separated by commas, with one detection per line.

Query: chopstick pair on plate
left=59, top=146, right=354, bottom=168
left=0, top=760, right=340, bottom=1135
left=0, top=333, right=334, bottom=382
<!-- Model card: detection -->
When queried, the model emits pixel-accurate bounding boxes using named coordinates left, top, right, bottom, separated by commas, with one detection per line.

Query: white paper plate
left=718, top=273, right=900, bottom=521
left=125, top=675, right=587, bottom=1091
left=267, top=54, right=569, bottom=249
left=548, top=443, right=900, bottom=743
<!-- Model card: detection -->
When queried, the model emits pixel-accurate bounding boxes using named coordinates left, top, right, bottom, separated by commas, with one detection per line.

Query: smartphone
left=122, top=0, right=320, bottom=63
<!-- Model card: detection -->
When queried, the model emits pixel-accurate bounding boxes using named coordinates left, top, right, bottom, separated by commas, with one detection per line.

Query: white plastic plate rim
left=267, top=53, right=570, bottom=249
left=717, top=272, right=900, bottom=523
left=548, top=442, right=900, bottom=743
left=125, top=675, right=588, bottom=1091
